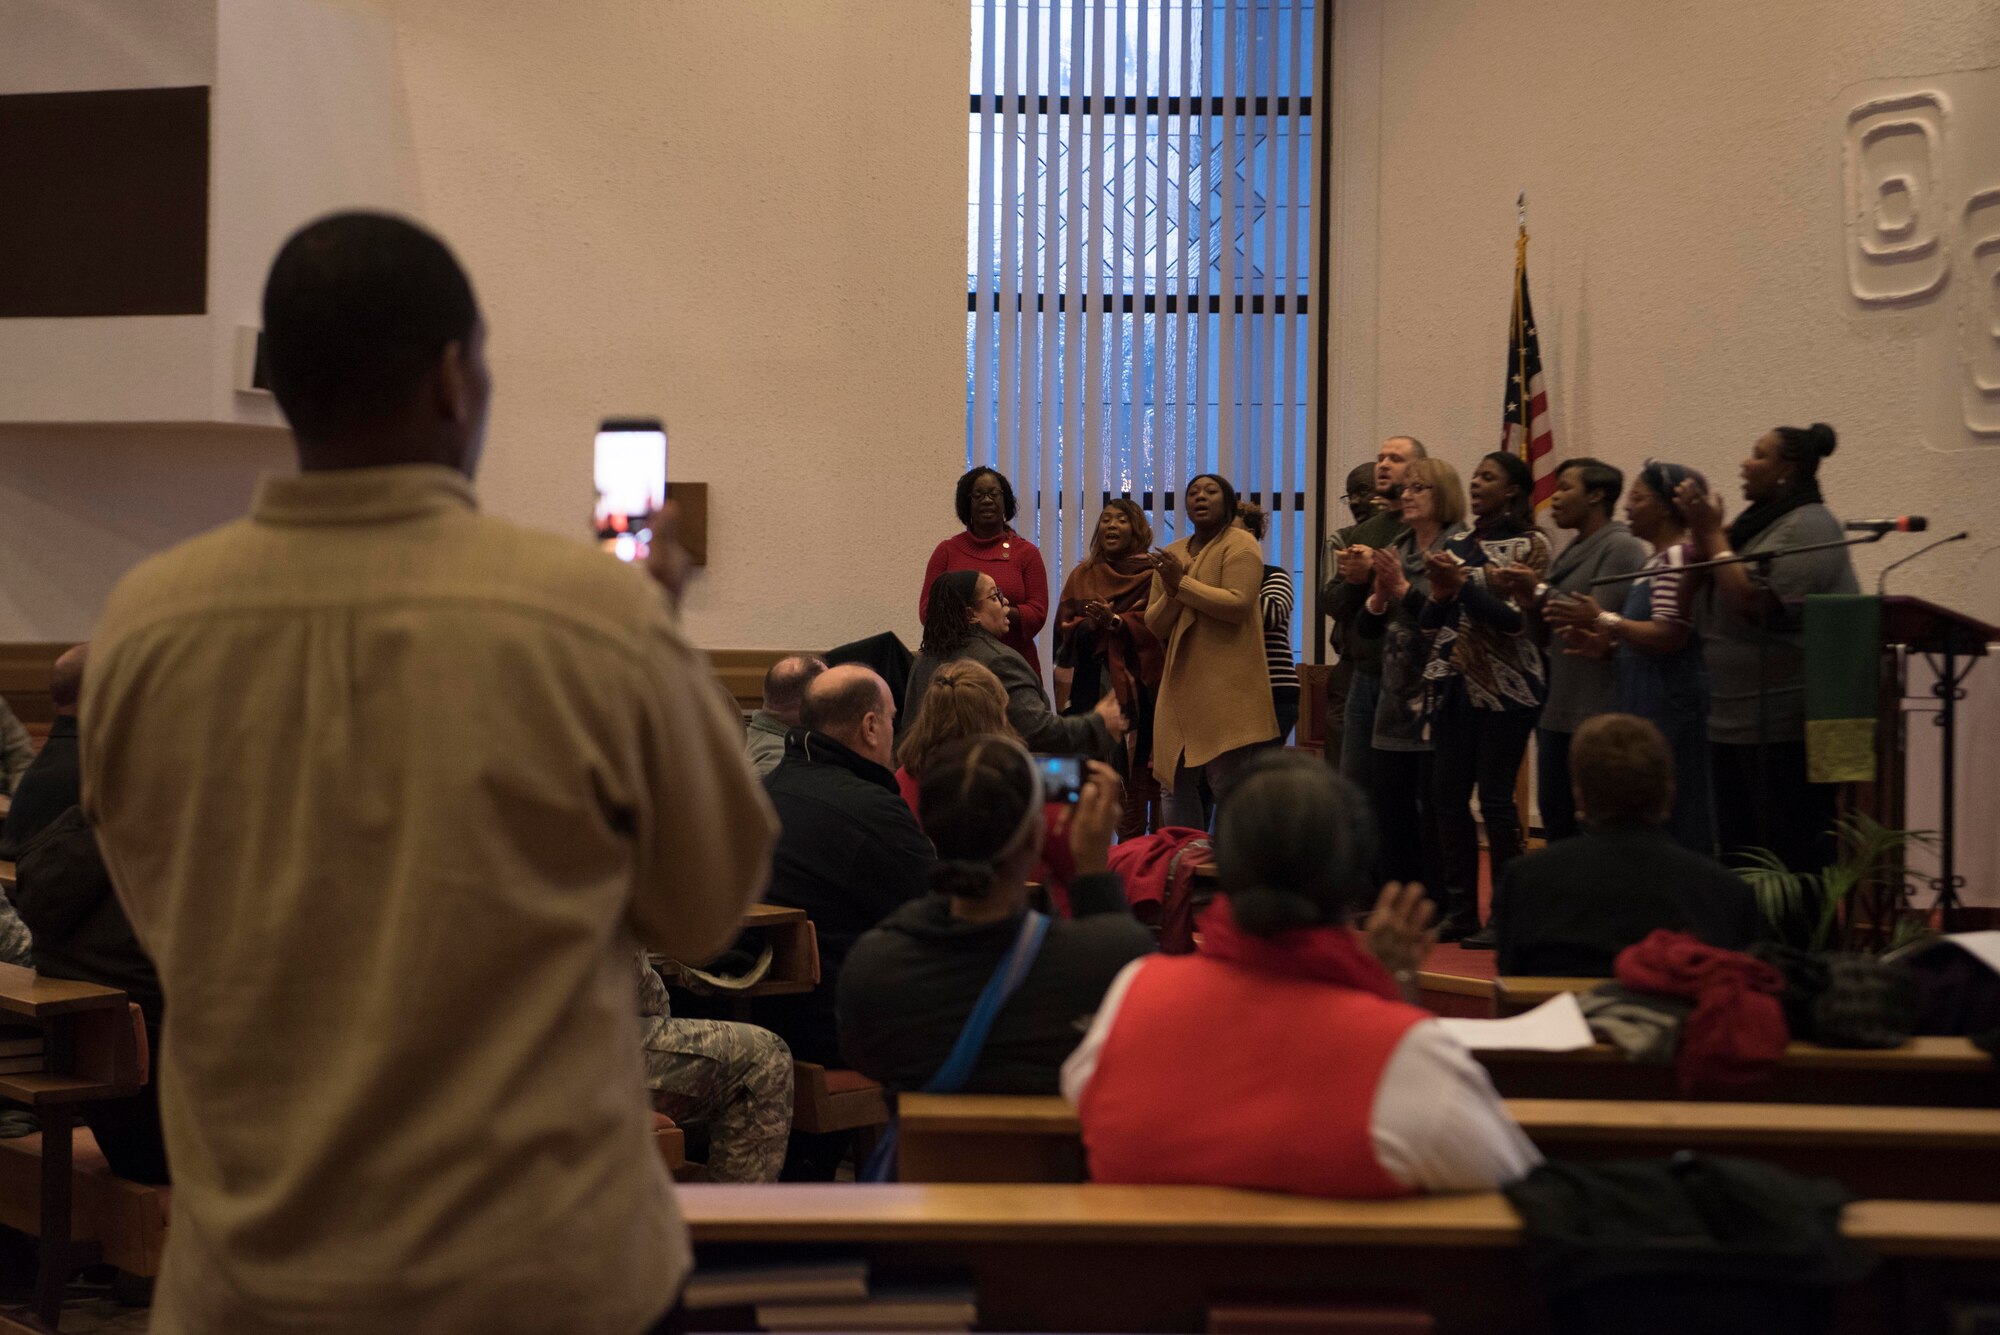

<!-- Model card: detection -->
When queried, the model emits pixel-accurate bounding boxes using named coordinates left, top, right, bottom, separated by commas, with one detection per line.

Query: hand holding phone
left=594, top=418, right=667, bottom=563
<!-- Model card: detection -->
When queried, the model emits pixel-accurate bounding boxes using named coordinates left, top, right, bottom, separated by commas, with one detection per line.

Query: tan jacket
left=82, top=466, right=776, bottom=1335
left=1145, top=526, right=1278, bottom=783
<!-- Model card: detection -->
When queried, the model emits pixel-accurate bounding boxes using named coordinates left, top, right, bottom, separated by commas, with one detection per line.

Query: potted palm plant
left=1735, top=814, right=1937, bottom=954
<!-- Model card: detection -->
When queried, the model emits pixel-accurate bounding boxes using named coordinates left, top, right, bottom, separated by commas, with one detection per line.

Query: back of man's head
left=1571, top=713, right=1673, bottom=827
left=1215, top=752, right=1380, bottom=937
left=49, top=644, right=87, bottom=716
left=763, top=655, right=829, bottom=726
left=800, top=665, right=892, bottom=763
left=262, top=212, right=483, bottom=467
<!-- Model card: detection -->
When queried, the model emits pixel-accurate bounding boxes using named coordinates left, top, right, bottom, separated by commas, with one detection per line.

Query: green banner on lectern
left=1804, top=594, right=1880, bottom=784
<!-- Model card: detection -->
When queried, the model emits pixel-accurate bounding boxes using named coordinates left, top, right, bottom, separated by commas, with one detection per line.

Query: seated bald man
left=755, top=665, right=934, bottom=1070
left=745, top=653, right=828, bottom=778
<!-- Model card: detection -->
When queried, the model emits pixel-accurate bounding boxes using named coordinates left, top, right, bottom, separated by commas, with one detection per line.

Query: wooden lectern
left=1860, top=596, right=1997, bottom=931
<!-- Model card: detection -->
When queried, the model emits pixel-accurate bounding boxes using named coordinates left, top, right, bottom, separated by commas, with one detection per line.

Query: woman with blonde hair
left=893, top=659, right=1085, bottom=911
left=1353, top=456, right=1467, bottom=896
left=1056, top=498, right=1165, bottom=834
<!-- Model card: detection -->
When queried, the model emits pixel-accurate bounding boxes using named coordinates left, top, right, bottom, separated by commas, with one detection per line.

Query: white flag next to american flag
left=1501, top=215, right=1556, bottom=508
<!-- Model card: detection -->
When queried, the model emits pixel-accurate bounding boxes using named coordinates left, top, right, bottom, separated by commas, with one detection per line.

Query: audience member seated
left=1064, top=753, right=1540, bottom=1196
left=0, top=693, right=31, bottom=796
left=634, top=954, right=792, bottom=1182
left=757, top=665, right=933, bottom=1067
left=0, top=644, right=85, bottom=859
left=840, top=737, right=1152, bottom=1093
left=892, top=660, right=1079, bottom=910
left=907, top=570, right=1124, bottom=760
left=745, top=653, right=827, bottom=778
left=11, top=807, right=168, bottom=1183
left=1495, top=713, right=1761, bottom=977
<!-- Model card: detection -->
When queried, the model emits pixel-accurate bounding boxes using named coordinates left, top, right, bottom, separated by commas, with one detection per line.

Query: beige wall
left=1330, top=0, right=2000, bottom=619
left=0, top=0, right=968, bottom=653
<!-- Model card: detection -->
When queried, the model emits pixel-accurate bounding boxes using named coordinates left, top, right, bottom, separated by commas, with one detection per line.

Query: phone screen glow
left=594, top=426, right=666, bottom=562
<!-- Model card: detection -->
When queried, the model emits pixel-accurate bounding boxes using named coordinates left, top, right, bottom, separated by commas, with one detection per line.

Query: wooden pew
left=679, top=1183, right=2000, bottom=1333
left=791, top=1062, right=889, bottom=1136
left=893, top=1093, right=2000, bottom=1201
left=0, top=965, right=145, bottom=1326
left=1493, top=977, right=1603, bottom=1016
left=1478, top=1036, right=2000, bottom=1106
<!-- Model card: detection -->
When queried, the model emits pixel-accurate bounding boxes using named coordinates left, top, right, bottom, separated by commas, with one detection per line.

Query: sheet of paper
left=1435, top=991, right=1596, bottom=1051
left=1941, top=930, right=2000, bottom=976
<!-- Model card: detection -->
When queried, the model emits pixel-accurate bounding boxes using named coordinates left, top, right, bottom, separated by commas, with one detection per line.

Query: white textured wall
left=381, top=0, right=967, bottom=651
left=0, top=0, right=967, bottom=652
left=1330, top=0, right=2000, bottom=619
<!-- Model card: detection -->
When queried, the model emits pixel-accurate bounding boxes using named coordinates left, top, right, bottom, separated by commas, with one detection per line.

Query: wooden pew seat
left=1478, top=1036, right=2000, bottom=1106
left=679, top=1183, right=2000, bottom=1333
left=791, top=1062, right=888, bottom=1134
left=0, top=1128, right=167, bottom=1278
left=893, top=1093, right=2000, bottom=1201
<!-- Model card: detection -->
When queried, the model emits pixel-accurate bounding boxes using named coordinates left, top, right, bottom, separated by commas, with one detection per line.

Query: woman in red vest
left=1063, top=753, right=1539, bottom=1196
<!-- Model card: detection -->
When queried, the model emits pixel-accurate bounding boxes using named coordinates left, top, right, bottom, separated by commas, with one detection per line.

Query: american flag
left=1501, top=220, right=1556, bottom=508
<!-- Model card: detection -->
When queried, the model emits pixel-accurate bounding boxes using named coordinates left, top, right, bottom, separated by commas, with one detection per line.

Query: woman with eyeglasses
left=1144, top=473, right=1278, bottom=828
left=920, top=467, right=1051, bottom=678
left=1544, top=461, right=1717, bottom=855
left=1055, top=499, right=1166, bottom=835
left=907, top=571, right=1124, bottom=760
left=1353, top=457, right=1467, bottom=897
left=1417, top=451, right=1552, bottom=944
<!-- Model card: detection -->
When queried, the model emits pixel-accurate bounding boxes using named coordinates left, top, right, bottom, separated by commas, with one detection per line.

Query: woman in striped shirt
left=1235, top=501, right=1299, bottom=745
left=1545, top=460, right=1715, bottom=854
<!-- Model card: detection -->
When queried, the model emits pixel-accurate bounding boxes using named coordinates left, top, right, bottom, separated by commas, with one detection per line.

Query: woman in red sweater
left=921, top=468, right=1050, bottom=677
left=1064, top=753, right=1539, bottom=1197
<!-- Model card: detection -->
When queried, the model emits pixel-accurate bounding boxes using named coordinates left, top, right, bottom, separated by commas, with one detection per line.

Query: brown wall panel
left=0, top=86, right=209, bottom=318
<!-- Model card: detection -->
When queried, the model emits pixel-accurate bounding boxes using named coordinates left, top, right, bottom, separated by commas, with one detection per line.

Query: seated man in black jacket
left=839, top=738, right=1152, bottom=1093
left=755, top=665, right=933, bottom=1067
left=1496, top=713, right=1760, bottom=978
left=0, top=643, right=85, bottom=860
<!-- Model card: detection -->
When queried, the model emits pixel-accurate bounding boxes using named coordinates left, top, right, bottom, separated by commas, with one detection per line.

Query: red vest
left=1077, top=952, right=1427, bottom=1198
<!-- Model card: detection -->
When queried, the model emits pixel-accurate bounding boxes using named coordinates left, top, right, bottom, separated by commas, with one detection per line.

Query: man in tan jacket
left=82, top=212, right=776, bottom=1335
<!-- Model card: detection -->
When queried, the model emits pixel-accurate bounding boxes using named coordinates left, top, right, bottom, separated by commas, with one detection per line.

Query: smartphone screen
left=1032, top=753, right=1086, bottom=805
left=594, top=418, right=667, bottom=563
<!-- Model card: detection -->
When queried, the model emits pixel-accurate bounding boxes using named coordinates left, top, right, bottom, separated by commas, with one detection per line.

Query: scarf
left=1616, top=930, right=1788, bottom=1093
left=1056, top=554, right=1165, bottom=706
left=1194, top=897, right=1402, bottom=1001
left=1725, top=478, right=1825, bottom=553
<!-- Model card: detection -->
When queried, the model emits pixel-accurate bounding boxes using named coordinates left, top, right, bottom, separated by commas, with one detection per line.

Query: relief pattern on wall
left=1842, top=70, right=2000, bottom=445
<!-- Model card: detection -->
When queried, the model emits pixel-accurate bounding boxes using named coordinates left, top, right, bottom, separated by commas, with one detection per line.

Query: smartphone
left=593, top=418, right=667, bottom=563
left=1032, top=753, right=1087, bottom=805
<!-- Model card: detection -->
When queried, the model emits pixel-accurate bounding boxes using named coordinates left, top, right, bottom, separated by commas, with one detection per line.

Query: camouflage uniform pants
left=640, top=1016, right=792, bottom=1184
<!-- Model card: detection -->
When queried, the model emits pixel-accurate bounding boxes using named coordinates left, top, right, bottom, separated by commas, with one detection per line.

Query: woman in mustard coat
left=1145, top=473, right=1278, bottom=828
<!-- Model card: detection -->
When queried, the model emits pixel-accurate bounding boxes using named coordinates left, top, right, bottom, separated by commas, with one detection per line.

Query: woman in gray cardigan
left=908, top=571, right=1125, bottom=761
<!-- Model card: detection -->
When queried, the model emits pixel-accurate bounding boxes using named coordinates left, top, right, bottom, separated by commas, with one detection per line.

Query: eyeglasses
left=979, top=589, right=1010, bottom=607
left=1403, top=482, right=1433, bottom=495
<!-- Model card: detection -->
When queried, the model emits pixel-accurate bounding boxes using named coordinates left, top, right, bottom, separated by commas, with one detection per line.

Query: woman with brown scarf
left=1056, top=499, right=1165, bottom=835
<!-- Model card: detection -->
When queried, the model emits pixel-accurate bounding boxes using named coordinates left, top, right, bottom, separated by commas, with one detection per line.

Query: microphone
left=1846, top=516, right=1929, bottom=534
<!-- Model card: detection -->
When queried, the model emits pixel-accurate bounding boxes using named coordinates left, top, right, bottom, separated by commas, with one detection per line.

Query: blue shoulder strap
left=923, top=910, right=1050, bottom=1094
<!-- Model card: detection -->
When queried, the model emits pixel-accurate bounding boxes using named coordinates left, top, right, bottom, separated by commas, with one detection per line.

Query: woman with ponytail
left=1676, top=424, right=1858, bottom=873
left=1064, top=753, right=1538, bottom=1197
left=837, top=737, right=1153, bottom=1094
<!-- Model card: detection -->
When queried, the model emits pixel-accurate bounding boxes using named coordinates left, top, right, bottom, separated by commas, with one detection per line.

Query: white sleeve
left=1059, top=956, right=1149, bottom=1106
left=1370, top=1019, right=1543, bottom=1192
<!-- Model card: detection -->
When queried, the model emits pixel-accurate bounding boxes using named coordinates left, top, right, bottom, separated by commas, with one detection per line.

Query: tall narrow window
left=967, top=0, right=1323, bottom=667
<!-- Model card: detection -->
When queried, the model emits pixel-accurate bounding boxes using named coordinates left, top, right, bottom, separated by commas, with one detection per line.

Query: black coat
left=0, top=715, right=79, bottom=860
left=1496, top=823, right=1762, bottom=978
left=837, top=872, right=1153, bottom=1094
left=11, top=806, right=163, bottom=1021
left=753, top=730, right=934, bottom=1064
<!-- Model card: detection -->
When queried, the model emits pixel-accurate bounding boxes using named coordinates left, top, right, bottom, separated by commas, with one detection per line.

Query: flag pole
left=1515, top=191, right=1530, bottom=457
